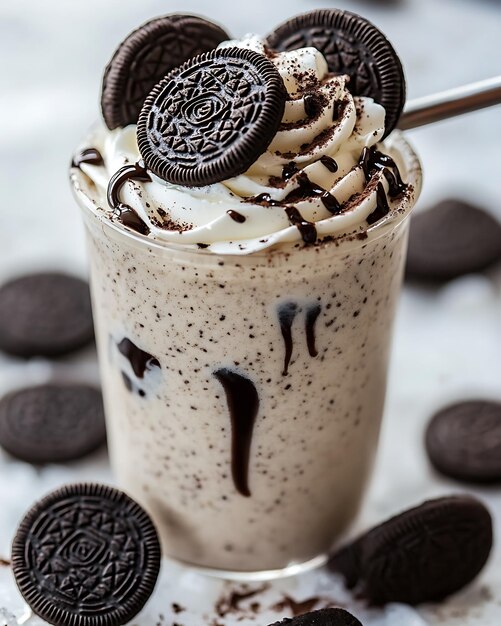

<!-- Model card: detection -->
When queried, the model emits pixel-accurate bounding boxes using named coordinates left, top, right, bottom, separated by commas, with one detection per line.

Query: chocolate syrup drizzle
left=277, top=302, right=299, bottom=376
left=305, top=304, right=322, bottom=357
left=72, top=147, right=104, bottom=169
left=107, top=162, right=152, bottom=235
left=320, top=155, right=338, bottom=173
left=282, top=162, right=299, bottom=180
left=284, top=207, right=318, bottom=244
left=277, top=302, right=322, bottom=374
left=360, top=146, right=407, bottom=225
left=284, top=173, right=341, bottom=215
left=247, top=144, right=406, bottom=244
left=117, top=338, right=160, bottom=378
left=359, top=147, right=406, bottom=197
left=304, top=93, right=323, bottom=118
left=227, top=210, right=246, bottom=223
left=214, top=368, right=259, bottom=497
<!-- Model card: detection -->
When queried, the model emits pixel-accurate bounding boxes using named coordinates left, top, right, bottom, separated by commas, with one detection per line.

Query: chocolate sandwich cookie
left=102, top=14, right=230, bottom=129
left=0, top=385, right=106, bottom=464
left=406, top=199, right=501, bottom=281
left=12, top=483, right=161, bottom=626
left=0, top=272, right=94, bottom=358
left=137, top=46, right=287, bottom=186
left=269, top=608, right=363, bottom=626
left=329, top=495, right=492, bottom=605
left=266, top=9, right=405, bottom=137
left=426, top=400, right=501, bottom=483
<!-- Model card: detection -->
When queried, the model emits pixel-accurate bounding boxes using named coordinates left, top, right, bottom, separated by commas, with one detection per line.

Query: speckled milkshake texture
left=84, top=215, right=410, bottom=572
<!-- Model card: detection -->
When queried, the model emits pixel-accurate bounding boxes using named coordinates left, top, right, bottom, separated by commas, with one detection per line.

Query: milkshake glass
left=71, top=131, right=421, bottom=576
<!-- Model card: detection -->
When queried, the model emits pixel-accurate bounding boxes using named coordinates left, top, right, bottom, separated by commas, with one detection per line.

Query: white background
left=1, top=0, right=501, bottom=624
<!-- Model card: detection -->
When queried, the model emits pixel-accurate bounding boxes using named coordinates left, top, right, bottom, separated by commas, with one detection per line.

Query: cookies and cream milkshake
left=71, top=11, right=421, bottom=574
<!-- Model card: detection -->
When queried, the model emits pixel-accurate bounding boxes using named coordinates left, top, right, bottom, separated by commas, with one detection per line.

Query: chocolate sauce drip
left=250, top=193, right=281, bottom=207
left=359, top=147, right=406, bottom=197
left=285, top=207, right=317, bottom=244
left=304, top=92, right=322, bottom=118
left=285, top=173, right=341, bottom=214
left=282, top=161, right=299, bottom=180
left=251, top=170, right=340, bottom=216
left=382, top=167, right=406, bottom=198
left=72, top=147, right=104, bottom=169
left=107, top=162, right=152, bottom=235
left=320, top=155, right=338, bottom=173
left=367, top=183, right=391, bottom=225
left=277, top=302, right=299, bottom=376
left=321, top=193, right=342, bottom=214
left=114, top=205, right=150, bottom=235
left=117, top=338, right=160, bottom=378
left=227, top=210, right=246, bottom=223
left=214, top=368, right=259, bottom=497
left=107, top=161, right=151, bottom=208
left=305, top=304, right=322, bottom=357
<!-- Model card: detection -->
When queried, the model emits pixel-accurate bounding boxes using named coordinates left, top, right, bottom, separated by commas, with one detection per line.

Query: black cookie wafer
left=0, top=272, right=94, bottom=358
left=406, top=199, right=501, bottom=281
left=269, top=608, right=363, bottom=626
left=426, top=400, right=501, bottom=483
left=329, top=495, right=492, bottom=605
left=266, top=9, right=405, bottom=137
left=137, top=46, right=287, bottom=186
left=12, top=483, right=161, bottom=626
left=0, top=384, right=106, bottom=464
left=101, top=14, right=230, bottom=129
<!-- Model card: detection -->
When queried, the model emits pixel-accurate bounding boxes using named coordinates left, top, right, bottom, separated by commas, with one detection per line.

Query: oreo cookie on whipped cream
left=137, top=47, right=287, bottom=186
left=74, top=9, right=418, bottom=255
left=266, top=9, right=406, bottom=137
left=101, top=14, right=230, bottom=129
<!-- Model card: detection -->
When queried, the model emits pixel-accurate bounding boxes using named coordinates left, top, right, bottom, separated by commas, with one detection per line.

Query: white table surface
left=1, top=0, right=501, bottom=624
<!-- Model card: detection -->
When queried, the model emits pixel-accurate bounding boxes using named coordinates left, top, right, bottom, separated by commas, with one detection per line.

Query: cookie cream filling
left=73, top=36, right=418, bottom=255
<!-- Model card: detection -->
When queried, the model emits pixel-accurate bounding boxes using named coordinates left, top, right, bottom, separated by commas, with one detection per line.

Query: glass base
left=173, top=552, right=328, bottom=581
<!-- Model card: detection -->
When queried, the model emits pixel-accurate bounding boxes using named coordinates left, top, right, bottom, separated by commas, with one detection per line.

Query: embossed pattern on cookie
left=101, top=14, right=230, bottom=129
left=137, top=47, right=287, bottom=186
left=12, top=483, right=161, bottom=626
left=266, top=9, right=406, bottom=137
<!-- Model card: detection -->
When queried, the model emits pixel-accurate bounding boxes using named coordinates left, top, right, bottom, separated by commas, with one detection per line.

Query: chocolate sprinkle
left=227, top=210, right=246, bottom=223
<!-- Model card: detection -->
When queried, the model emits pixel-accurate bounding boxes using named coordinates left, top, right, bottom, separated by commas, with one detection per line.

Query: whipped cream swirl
left=74, top=36, right=415, bottom=254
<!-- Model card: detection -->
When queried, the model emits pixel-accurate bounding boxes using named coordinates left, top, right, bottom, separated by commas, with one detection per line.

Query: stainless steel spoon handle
left=398, top=76, right=501, bottom=130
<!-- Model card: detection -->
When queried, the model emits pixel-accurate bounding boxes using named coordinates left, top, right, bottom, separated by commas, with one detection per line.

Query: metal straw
left=398, top=76, right=501, bottom=130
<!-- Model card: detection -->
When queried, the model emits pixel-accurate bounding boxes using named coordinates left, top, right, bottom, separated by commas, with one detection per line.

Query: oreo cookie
left=0, top=272, right=94, bottom=358
left=266, top=9, right=405, bottom=137
left=269, top=608, right=362, bottom=626
left=426, top=400, right=501, bottom=483
left=329, top=495, right=492, bottom=605
left=137, top=47, right=287, bottom=186
left=101, top=14, right=230, bottom=129
left=12, top=483, right=161, bottom=626
left=406, top=199, right=501, bottom=281
left=0, top=385, right=106, bottom=464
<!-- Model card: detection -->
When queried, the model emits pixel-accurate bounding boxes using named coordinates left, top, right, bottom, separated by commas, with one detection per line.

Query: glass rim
left=70, top=129, right=422, bottom=263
